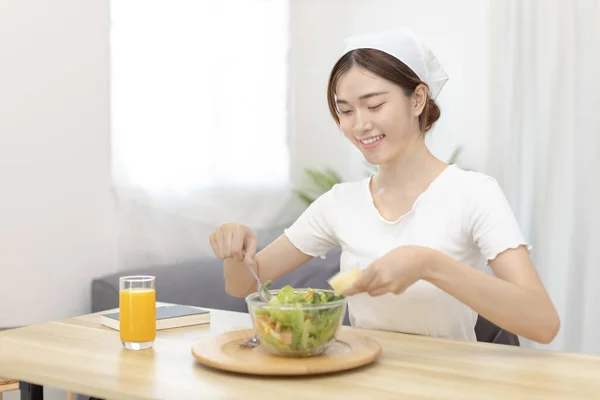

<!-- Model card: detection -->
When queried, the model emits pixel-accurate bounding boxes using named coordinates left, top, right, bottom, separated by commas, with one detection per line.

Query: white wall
left=289, top=0, right=491, bottom=184
left=0, top=2, right=116, bottom=398
left=0, top=0, right=117, bottom=329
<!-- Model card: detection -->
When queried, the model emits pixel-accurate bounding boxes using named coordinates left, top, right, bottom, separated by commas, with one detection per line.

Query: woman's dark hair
left=327, top=48, right=441, bottom=133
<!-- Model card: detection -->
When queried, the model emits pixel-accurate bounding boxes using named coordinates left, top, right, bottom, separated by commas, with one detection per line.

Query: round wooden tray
left=191, top=328, right=382, bottom=376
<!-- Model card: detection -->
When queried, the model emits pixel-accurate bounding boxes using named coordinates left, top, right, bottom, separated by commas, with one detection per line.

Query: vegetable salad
left=252, top=282, right=346, bottom=355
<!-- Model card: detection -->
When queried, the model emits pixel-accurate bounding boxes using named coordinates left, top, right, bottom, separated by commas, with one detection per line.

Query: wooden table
left=1, top=307, right=599, bottom=400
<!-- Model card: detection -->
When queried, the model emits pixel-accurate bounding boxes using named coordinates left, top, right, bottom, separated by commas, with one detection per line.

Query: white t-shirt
left=283, top=165, right=529, bottom=342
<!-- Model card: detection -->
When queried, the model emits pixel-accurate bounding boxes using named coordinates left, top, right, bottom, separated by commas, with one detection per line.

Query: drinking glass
left=119, top=275, right=156, bottom=350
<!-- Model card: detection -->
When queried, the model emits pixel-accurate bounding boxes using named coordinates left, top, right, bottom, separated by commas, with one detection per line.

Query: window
left=110, top=0, right=291, bottom=193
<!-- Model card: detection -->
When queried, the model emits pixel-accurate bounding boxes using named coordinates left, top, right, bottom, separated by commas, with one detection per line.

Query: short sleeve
left=283, top=186, right=339, bottom=258
left=466, top=177, right=531, bottom=262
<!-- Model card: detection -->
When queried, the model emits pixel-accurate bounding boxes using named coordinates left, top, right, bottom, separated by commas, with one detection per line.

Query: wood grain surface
left=1, top=307, right=599, bottom=399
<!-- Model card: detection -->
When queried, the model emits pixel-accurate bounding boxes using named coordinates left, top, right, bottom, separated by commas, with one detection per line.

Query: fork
left=245, top=263, right=271, bottom=303
left=238, top=263, right=270, bottom=348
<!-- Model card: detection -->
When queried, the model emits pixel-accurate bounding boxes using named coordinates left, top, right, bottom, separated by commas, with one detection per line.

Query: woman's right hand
left=209, top=223, right=258, bottom=265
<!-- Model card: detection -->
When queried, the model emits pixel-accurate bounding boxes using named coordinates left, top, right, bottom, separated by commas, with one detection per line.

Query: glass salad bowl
left=245, top=284, right=347, bottom=357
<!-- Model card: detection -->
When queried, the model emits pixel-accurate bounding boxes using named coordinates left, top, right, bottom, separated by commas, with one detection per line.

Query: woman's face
left=334, top=65, right=425, bottom=165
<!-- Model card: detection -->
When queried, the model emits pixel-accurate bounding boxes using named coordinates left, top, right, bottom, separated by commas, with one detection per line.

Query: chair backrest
left=474, top=315, right=520, bottom=346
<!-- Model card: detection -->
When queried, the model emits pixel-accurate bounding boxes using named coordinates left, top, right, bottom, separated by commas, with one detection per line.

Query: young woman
left=209, top=27, right=560, bottom=344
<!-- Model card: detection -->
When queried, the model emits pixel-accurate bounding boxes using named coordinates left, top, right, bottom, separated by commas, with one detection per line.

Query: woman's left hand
left=344, top=246, right=435, bottom=297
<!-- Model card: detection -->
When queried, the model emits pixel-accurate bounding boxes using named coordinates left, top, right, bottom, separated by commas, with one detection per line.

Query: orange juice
left=119, top=288, right=156, bottom=343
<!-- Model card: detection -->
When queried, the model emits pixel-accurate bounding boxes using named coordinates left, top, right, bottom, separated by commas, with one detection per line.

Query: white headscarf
left=341, top=27, right=449, bottom=100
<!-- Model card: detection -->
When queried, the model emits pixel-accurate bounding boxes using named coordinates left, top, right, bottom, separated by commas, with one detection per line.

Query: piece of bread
left=327, top=267, right=361, bottom=294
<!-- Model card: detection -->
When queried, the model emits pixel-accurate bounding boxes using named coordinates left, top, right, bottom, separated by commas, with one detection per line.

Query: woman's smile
left=358, top=134, right=386, bottom=150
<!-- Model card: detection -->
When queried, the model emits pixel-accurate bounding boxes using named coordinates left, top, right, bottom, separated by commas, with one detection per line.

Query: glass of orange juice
left=119, top=275, right=156, bottom=350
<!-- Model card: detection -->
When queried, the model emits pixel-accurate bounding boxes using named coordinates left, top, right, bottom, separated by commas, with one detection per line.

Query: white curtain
left=487, top=0, right=600, bottom=354
left=110, top=0, right=299, bottom=268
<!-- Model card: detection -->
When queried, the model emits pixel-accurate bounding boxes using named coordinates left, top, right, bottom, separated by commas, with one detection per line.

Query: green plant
left=447, top=146, right=463, bottom=165
left=294, top=167, right=342, bottom=206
